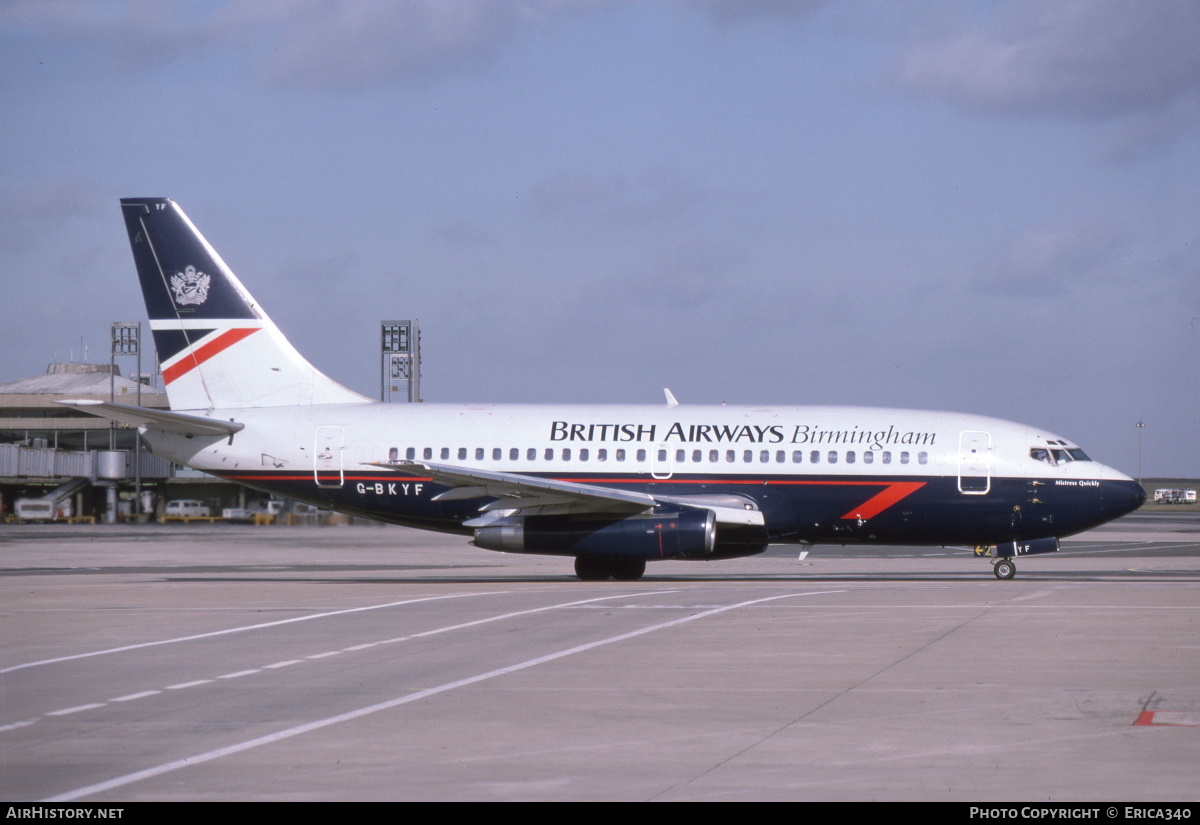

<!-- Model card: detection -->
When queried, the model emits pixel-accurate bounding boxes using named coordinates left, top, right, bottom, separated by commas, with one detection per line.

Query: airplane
left=63, top=198, right=1146, bottom=581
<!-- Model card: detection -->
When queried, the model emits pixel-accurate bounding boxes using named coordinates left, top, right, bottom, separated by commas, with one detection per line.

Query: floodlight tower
left=381, top=320, right=421, bottom=403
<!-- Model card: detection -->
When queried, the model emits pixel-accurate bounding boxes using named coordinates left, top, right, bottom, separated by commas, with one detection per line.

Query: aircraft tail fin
left=119, top=198, right=370, bottom=411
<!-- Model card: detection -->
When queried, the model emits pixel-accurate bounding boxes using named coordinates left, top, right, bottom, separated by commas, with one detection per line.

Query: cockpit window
left=1031, top=446, right=1092, bottom=465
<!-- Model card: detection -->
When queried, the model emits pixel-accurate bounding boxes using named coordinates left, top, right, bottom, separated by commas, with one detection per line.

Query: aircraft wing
left=56, top=400, right=244, bottom=437
left=370, top=461, right=765, bottom=527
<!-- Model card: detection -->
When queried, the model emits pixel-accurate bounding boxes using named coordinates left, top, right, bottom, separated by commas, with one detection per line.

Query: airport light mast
left=381, top=320, right=421, bottom=403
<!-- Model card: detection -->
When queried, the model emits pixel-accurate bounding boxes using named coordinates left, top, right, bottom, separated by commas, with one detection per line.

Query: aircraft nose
left=1101, top=467, right=1145, bottom=519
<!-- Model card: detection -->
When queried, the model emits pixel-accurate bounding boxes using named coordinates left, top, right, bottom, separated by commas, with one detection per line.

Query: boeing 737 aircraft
left=65, top=198, right=1145, bottom=581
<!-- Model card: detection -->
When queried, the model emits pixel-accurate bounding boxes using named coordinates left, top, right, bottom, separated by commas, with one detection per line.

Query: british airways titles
left=550, top=421, right=938, bottom=451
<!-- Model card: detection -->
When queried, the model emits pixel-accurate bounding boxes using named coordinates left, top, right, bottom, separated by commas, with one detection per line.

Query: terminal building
left=3, top=320, right=422, bottom=524
left=0, top=361, right=257, bottom=523
left=0, top=362, right=174, bottom=521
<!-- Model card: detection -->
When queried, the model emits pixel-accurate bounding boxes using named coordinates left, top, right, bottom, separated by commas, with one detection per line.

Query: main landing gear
left=574, top=556, right=646, bottom=582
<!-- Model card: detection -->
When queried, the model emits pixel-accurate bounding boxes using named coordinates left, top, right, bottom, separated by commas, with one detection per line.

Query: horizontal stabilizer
left=56, top=400, right=243, bottom=437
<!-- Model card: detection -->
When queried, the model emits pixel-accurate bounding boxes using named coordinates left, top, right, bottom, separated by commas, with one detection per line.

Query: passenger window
left=545, top=448, right=553, bottom=460
left=676, top=450, right=686, bottom=462
left=406, top=447, right=415, bottom=460
left=709, top=450, right=719, bottom=463
left=492, top=448, right=501, bottom=460
left=776, top=451, right=785, bottom=463
left=388, top=447, right=399, bottom=461
left=792, top=451, right=803, bottom=463
left=475, top=447, right=484, bottom=460
left=726, top=450, right=735, bottom=463
left=918, top=452, right=928, bottom=464
left=580, top=449, right=589, bottom=461
left=637, top=449, right=646, bottom=462
left=882, top=451, right=891, bottom=464
left=810, top=451, right=820, bottom=464
left=458, top=447, right=467, bottom=460
left=760, top=450, right=769, bottom=463
left=744, top=450, right=753, bottom=463
left=900, top=451, right=909, bottom=464
left=692, top=449, right=702, bottom=462
left=616, top=449, right=626, bottom=461
left=509, top=448, right=518, bottom=461
left=423, top=447, right=432, bottom=460
left=563, top=448, right=571, bottom=461
left=846, top=451, right=856, bottom=464
left=828, top=451, right=838, bottom=464
left=597, top=449, right=607, bottom=461
left=527, top=448, right=536, bottom=460
left=863, top=451, right=874, bottom=464
left=657, top=449, right=666, bottom=462
left=440, top=447, right=450, bottom=460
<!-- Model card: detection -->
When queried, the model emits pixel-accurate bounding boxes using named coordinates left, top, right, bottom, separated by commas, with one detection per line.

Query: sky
left=1, top=0, right=1197, bottom=477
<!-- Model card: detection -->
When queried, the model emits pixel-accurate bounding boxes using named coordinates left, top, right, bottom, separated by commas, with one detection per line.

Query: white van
left=165, top=499, right=210, bottom=518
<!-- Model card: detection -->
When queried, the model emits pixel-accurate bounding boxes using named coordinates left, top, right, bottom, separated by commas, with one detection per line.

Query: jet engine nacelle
left=474, top=508, right=722, bottom=560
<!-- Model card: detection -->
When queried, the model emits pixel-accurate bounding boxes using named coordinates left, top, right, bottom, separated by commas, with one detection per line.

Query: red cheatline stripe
left=163, top=328, right=260, bottom=385
left=1134, top=711, right=1155, bottom=726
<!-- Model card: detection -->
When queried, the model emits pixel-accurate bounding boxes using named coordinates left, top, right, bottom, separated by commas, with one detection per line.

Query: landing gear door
left=958, top=430, right=991, bottom=495
left=314, top=426, right=345, bottom=488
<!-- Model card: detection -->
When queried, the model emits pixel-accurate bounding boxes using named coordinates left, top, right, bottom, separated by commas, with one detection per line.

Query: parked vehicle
left=165, top=499, right=210, bottom=517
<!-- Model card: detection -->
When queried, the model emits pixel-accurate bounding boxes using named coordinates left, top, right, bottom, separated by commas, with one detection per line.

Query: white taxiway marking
left=44, top=589, right=843, bottom=802
left=111, top=690, right=162, bottom=703
left=0, top=719, right=39, bottom=732
left=166, top=679, right=212, bottom=690
left=0, top=591, right=510, bottom=676
left=45, top=704, right=106, bottom=717
left=217, top=670, right=260, bottom=680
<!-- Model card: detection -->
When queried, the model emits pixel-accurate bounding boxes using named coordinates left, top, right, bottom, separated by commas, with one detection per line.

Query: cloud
left=0, top=0, right=226, bottom=68
left=681, top=0, right=831, bottom=27
left=254, top=0, right=531, bottom=91
left=973, top=217, right=1135, bottom=296
left=527, top=168, right=706, bottom=224
left=0, top=177, right=105, bottom=255
left=895, top=0, right=1200, bottom=119
left=433, top=220, right=499, bottom=249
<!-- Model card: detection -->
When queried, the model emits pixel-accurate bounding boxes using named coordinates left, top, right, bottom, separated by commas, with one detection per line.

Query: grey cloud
left=681, top=0, right=831, bottom=27
left=0, top=177, right=105, bottom=255
left=257, top=0, right=529, bottom=91
left=433, top=220, right=499, bottom=249
left=895, top=0, right=1200, bottom=119
left=528, top=169, right=705, bottom=223
left=973, top=218, right=1135, bottom=296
